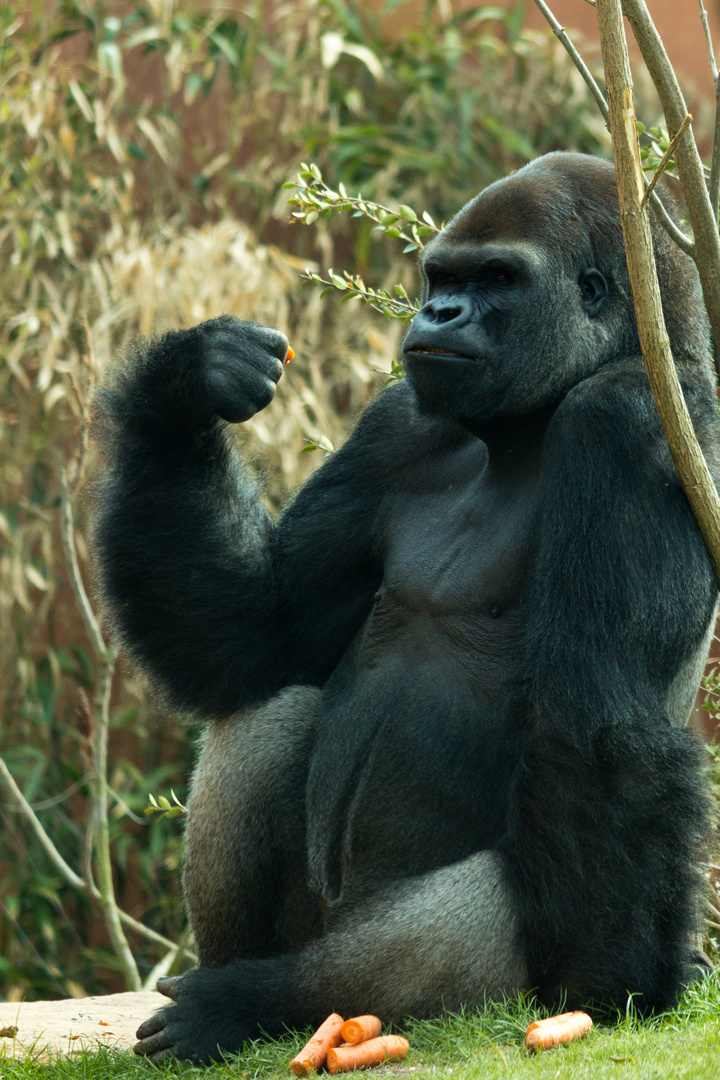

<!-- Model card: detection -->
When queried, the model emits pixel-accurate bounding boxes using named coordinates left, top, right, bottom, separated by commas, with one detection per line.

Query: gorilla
left=94, top=153, right=719, bottom=1064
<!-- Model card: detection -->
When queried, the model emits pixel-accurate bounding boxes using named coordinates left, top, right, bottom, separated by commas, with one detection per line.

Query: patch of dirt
left=0, top=990, right=166, bottom=1060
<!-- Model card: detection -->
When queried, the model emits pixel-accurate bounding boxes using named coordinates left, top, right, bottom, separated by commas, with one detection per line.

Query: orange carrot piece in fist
left=327, top=1035, right=410, bottom=1073
left=525, top=1010, right=593, bottom=1051
left=290, top=1013, right=345, bottom=1076
left=285, top=347, right=295, bottom=364
left=340, top=1016, right=382, bottom=1044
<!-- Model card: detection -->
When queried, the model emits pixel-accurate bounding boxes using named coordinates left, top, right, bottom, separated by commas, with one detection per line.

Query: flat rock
left=0, top=990, right=165, bottom=1060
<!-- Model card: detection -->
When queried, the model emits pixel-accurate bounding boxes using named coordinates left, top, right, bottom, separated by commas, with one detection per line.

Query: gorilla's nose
left=412, top=295, right=474, bottom=333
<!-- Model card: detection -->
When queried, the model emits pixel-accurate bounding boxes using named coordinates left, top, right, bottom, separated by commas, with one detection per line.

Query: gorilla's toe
left=133, top=960, right=292, bottom=1063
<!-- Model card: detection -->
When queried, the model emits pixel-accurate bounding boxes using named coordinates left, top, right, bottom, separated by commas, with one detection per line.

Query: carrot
left=285, top=347, right=295, bottom=364
left=525, top=1010, right=593, bottom=1051
left=340, top=1016, right=382, bottom=1044
left=290, top=1013, right=345, bottom=1076
left=326, top=1035, right=410, bottom=1073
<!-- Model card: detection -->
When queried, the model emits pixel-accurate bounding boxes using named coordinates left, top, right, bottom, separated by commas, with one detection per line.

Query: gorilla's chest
left=305, top=444, right=540, bottom=906
left=358, top=446, right=541, bottom=683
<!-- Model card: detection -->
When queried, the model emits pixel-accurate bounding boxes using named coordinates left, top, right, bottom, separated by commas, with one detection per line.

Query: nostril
left=436, top=304, right=463, bottom=324
left=421, top=299, right=467, bottom=326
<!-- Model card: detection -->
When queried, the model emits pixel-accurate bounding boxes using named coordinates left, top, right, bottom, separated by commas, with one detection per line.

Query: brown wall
left=374, top=0, right=720, bottom=107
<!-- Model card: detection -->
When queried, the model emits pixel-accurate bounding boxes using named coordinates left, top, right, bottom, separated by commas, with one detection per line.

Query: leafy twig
left=286, top=164, right=439, bottom=255
left=145, top=790, right=187, bottom=820
left=640, top=114, right=692, bottom=210
left=302, top=268, right=420, bottom=321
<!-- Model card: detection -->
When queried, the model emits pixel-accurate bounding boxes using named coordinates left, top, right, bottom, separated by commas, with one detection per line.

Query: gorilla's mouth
left=404, top=345, right=480, bottom=362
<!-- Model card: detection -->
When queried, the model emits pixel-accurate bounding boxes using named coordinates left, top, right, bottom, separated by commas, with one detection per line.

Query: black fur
left=94, top=153, right=718, bottom=1063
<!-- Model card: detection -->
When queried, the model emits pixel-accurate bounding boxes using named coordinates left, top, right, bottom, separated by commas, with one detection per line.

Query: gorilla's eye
left=483, top=268, right=516, bottom=289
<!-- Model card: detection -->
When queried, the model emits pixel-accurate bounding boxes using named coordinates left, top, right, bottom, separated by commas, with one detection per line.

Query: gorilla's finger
left=257, top=326, right=290, bottom=365
left=156, top=975, right=182, bottom=999
left=134, top=1027, right=175, bottom=1057
left=136, top=1009, right=171, bottom=1040
left=207, top=363, right=277, bottom=423
left=148, top=1048, right=175, bottom=1065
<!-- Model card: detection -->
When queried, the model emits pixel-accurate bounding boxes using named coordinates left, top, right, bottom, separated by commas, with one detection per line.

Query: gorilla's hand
left=134, top=961, right=292, bottom=1063
left=200, top=315, right=289, bottom=424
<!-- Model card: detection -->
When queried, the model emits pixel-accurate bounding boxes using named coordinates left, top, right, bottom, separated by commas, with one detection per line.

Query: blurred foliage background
left=1, top=0, right=706, bottom=1003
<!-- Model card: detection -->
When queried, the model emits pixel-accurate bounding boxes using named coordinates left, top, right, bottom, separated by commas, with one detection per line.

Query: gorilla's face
left=403, top=160, right=622, bottom=432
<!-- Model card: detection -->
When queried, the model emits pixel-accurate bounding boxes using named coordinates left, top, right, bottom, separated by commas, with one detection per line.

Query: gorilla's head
left=403, top=153, right=709, bottom=431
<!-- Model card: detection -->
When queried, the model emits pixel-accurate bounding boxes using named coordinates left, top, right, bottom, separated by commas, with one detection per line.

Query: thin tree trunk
left=595, top=0, right=720, bottom=587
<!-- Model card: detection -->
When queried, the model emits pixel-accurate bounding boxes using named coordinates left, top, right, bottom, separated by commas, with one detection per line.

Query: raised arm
left=93, top=316, right=390, bottom=717
left=501, top=362, right=719, bottom=1011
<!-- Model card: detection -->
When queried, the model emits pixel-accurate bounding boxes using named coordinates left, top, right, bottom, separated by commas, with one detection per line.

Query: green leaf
left=379, top=213, right=399, bottom=226
left=282, top=181, right=296, bottom=189
left=385, top=227, right=404, bottom=238
left=310, top=163, right=322, bottom=181
left=397, top=204, right=417, bottom=222
left=305, top=210, right=319, bottom=224
left=302, top=444, right=318, bottom=453
left=331, top=274, right=348, bottom=289
left=403, top=243, right=418, bottom=253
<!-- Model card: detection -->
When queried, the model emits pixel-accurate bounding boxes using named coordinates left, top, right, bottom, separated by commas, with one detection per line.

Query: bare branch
left=647, top=191, right=695, bottom=256
left=698, top=0, right=719, bottom=83
left=60, top=467, right=109, bottom=662
left=640, top=113, right=692, bottom=210
left=596, top=0, right=720, bottom=588
left=623, top=0, right=720, bottom=375
left=0, top=754, right=197, bottom=962
left=0, top=756, right=87, bottom=891
left=703, top=0, right=720, bottom=222
left=533, top=0, right=609, bottom=120
left=118, top=913, right=197, bottom=963
left=533, top=0, right=693, bottom=256
left=709, top=85, right=720, bottom=223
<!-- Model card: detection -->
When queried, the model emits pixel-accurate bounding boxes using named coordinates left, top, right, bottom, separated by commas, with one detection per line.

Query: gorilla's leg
left=183, top=685, right=323, bottom=966
left=137, top=850, right=529, bottom=1062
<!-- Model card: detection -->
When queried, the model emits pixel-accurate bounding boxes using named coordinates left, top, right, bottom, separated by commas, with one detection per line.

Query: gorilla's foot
left=680, top=948, right=714, bottom=992
left=134, top=961, right=295, bottom=1063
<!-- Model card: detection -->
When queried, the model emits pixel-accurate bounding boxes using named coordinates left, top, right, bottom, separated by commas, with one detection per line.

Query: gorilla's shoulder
left=347, top=376, right=472, bottom=462
left=551, top=358, right=720, bottom=476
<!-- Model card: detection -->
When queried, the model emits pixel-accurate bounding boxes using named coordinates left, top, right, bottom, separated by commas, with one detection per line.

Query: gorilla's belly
left=305, top=654, right=526, bottom=906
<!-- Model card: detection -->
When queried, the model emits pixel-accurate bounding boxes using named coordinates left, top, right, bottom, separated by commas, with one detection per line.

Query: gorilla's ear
left=578, top=269, right=608, bottom=317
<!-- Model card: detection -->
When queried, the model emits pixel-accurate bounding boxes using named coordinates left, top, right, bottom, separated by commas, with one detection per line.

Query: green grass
left=1, top=978, right=719, bottom=1080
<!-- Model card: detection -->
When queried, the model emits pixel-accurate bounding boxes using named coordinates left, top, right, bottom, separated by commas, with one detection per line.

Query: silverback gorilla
left=95, top=153, right=719, bottom=1063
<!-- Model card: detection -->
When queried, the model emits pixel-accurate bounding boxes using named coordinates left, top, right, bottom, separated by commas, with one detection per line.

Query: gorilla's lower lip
left=404, top=347, right=480, bottom=362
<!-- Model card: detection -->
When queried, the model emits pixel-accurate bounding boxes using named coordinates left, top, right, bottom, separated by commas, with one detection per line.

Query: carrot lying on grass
left=327, top=1035, right=410, bottom=1073
left=290, top=1013, right=345, bottom=1076
left=525, top=1010, right=593, bottom=1051
left=340, top=1016, right=382, bottom=1045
